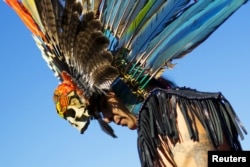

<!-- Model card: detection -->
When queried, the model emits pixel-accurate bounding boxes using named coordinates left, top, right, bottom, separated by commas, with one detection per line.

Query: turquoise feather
left=142, top=0, right=212, bottom=60
left=116, top=0, right=152, bottom=49
left=127, top=0, right=190, bottom=61
left=106, top=0, right=122, bottom=30
left=144, top=0, right=248, bottom=71
left=100, top=0, right=116, bottom=28
left=109, top=0, right=131, bottom=35
left=99, top=0, right=249, bottom=91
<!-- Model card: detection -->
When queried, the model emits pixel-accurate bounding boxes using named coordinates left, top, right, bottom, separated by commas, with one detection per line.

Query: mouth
left=114, top=118, right=127, bottom=127
left=120, top=119, right=127, bottom=126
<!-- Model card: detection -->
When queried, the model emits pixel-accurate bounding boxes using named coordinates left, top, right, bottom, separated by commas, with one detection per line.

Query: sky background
left=0, top=1, right=249, bottom=167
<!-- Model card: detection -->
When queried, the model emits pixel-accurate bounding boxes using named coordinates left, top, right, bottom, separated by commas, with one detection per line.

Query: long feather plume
left=144, top=0, right=248, bottom=71
left=127, top=0, right=191, bottom=61
left=7, top=0, right=119, bottom=96
left=117, top=0, right=156, bottom=49
left=5, top=0, right=45, bottom=39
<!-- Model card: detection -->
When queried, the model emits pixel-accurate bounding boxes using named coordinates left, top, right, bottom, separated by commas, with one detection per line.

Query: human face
left=101, top=92, right=137, bottom=130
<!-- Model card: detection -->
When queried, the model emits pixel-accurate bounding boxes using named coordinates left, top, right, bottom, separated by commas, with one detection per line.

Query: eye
left=63, top=108, right=76, bottom=118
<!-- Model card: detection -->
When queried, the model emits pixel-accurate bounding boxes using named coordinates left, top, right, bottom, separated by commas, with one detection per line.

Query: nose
left=113, top=115, right=121, bottom=125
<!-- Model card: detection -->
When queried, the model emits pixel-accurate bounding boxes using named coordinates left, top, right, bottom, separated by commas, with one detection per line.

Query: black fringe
left=137, top=87, right=247, bottom=167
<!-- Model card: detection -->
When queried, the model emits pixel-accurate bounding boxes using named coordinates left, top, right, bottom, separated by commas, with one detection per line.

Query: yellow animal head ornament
left=53, top=71, right=90, bottom=134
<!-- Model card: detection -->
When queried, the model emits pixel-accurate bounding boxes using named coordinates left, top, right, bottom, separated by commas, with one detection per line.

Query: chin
left=128, top=124, right=137, bottom=130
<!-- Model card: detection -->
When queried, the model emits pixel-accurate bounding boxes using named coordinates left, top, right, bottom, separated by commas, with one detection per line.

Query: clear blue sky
left=0, top=2, right=249, bottom=167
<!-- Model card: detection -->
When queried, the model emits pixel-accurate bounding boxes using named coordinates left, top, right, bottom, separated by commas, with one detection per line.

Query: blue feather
left=111, top=0, right=131, bottom=35
left=145, top=0, right=248, bottom=71
left=126, top=0, right=166, bottom=42
left=104, top=29, right=119, bottom=51
left=100, top=0, right=116, bottom=28
left=98, top=0, right=105, bottom=18
left=107, top=0, right=122, bottom=31
left=116, top=0, right=149, bottom=48
left=142, top=0, right=212, bottom=61
left=127, top=0, right=190, bottom=61
left=101, top=0, right=145, bottom=33
left=114, top=0, right=146, bottom=37
left=101, top=0, right=147, bottom=50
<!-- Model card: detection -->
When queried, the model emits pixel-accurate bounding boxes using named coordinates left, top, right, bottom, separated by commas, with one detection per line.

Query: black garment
left=137, top=87, right=247, bottom=167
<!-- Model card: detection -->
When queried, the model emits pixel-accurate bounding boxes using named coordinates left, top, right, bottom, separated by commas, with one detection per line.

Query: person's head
left=54, top=75, right=137, bottom=134
left=101, top=92, right=137, bottom=130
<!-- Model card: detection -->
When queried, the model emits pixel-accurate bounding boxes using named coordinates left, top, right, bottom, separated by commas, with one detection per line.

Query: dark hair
left=149, top=77, right=177, bottom=89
